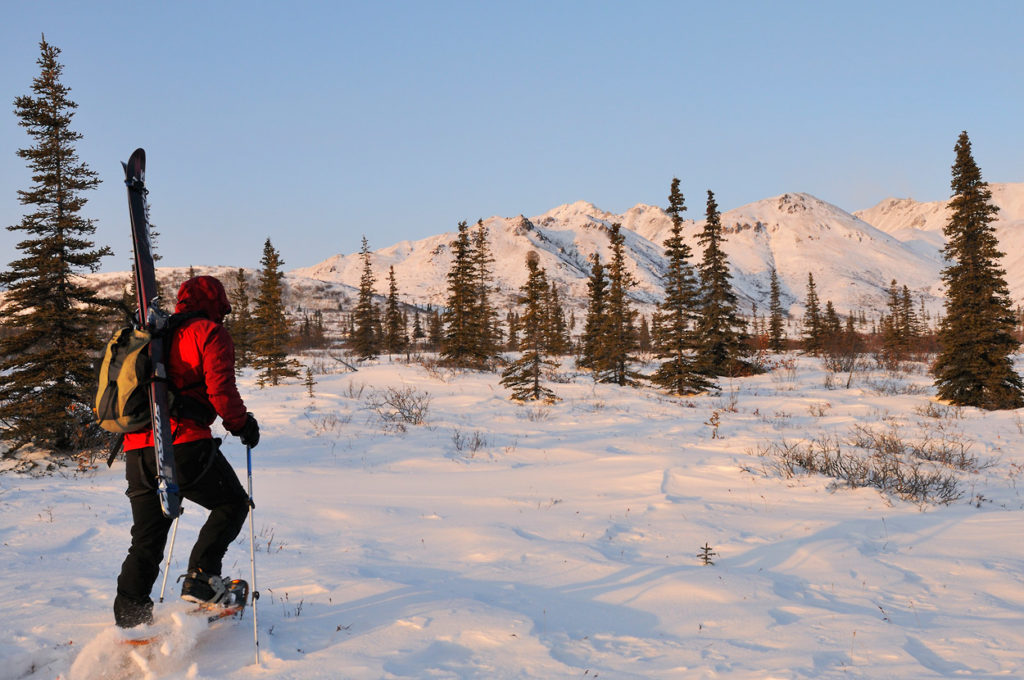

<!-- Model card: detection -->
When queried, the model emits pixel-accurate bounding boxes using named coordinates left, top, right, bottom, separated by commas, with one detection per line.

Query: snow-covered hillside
left=855, top=182, right=1024, bottom=304
left=4, top=355, right=1024, bottom=678
left=293, top=184, right=1024, bottom=320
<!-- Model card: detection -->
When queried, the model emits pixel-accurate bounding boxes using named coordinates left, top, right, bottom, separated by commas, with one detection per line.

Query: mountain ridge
left=293, top=183, right=1024, bottom=319
left=71, top=183, right=1024, bottom=324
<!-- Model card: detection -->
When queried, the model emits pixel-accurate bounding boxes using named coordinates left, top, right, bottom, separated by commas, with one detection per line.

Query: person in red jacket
left=114, top=275, right=260, bottom=629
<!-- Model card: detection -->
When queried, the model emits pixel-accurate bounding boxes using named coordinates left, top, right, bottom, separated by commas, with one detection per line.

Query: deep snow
left=2, top=354, right=1024, bottom=679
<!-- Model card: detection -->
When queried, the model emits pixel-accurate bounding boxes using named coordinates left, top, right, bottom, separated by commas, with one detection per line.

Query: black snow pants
left=114, top=438, right=250, bottom=628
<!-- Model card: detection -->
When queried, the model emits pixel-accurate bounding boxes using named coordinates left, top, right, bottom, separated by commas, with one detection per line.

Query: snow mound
left=66, top=605, right=214, bottom=680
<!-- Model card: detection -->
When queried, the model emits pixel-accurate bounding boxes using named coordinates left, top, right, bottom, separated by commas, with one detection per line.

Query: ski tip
left=124, top=148, right=146, bottom=182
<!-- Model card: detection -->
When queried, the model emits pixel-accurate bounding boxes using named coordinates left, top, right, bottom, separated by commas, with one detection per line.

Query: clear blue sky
left=2, top=1, right=1022, bottom=273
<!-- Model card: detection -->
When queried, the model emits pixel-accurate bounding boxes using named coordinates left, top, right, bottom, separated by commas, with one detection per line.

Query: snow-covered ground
left=3, top=354, right=1024, bottom=679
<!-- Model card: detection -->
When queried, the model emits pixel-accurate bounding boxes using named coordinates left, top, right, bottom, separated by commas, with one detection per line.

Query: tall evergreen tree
left=251, top=238, right=299, bottom=386
left=600, top=223, right=640, bottom=385
left=578, top=252, right=609, bottom=371
left=802, top=272, right=823, bottom=354
left=470, top=220, right=499, bottom=362
left=933, top=132, right=1023, bottom=409
left=823, top=300, right=842, bottom=346
left=694, top=191, right=750, bottom=376
left=768, top=266, right=786, bottom=351
left=899, top=285, right=920, bottom=349
left=412, top=310, right=425, bottom=347
left=500, top=252, right=559, bottom=402
left=352, top=236, right=379, bottom=359
left=652, top=178, right=712, bottom=394
left=0, top=37, right=112, bottom=454
left=383, top=265, right=407, bottom=354
left=427, top=308, right=443, bottom=351
left=544, top=282, right=572, bottom=356
left=442, top=221, right=490, bottom=367
left=225, top=268, right=254, bottom=371
left=880, top=279, right=906, bottom=365
left=823, top=301, right=840, bottom=334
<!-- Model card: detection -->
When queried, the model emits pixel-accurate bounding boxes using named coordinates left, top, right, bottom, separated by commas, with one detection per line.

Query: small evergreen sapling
left=305, top=366, right=316, bottom=399
left=697, top=543, right=718, bottom=566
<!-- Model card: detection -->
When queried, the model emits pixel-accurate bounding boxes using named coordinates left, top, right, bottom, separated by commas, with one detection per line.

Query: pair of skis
left=122, top=149, right=260, bottom=664
left=123, top=148, right=180, bottom=519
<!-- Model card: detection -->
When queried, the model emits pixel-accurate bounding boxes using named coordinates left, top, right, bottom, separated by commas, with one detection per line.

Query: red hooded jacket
left=124, top=276, right=249, bottom=450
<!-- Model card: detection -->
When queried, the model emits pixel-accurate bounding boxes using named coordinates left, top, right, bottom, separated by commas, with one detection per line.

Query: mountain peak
left=539, top=200, right=610, bottom=222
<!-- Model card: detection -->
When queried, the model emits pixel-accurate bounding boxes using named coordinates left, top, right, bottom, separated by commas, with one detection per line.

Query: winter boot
left=114, top=594, right=154, bottom=628
left=179, top=569, right=227, bottom=605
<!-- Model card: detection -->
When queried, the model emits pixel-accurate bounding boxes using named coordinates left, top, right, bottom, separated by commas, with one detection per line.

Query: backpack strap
left=105, top=433, right=126, bottom=468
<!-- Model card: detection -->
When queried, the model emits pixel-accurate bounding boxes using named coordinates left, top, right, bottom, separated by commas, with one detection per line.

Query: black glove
left=231, top=413, right=260, bottom=449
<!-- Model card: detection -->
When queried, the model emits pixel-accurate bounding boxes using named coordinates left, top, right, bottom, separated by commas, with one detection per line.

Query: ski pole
left=158, top=514, right=181, bottom=603
left=246, top=444, right=260, bottom=665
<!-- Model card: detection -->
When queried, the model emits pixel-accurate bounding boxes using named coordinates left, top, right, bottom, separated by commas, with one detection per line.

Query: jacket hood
left=175, top=275, right=232, bottom=322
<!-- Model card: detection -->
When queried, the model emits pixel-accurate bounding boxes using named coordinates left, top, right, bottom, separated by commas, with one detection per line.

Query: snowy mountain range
left=292, top=183, right=1024, bottom=320
left=66, top=182, right=1024, bottom=325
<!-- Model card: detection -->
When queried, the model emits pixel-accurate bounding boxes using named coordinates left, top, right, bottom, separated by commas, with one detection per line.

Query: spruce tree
left=694, top=191, right=749, bottom=376
left=823, top=300, right=842, bottom=348
left=545, top=282, right=572, bottom=356
left=0, top=37, right=112, bottom=454
left=500, top=252, right=559, bottom=402
left=441, top=221, right=484, bottom=367
left=412, top=310, right=425, bottom=348
left=352, top=236, right=379, bottom=359
left=899, top=285, right=920, bottom=350
left=251, top=238, right=299, bottom=386
left=933, top=132, right=1023, bottom=409
left=226, top=268, right=254, bottom=371
left=768, top=267, right=786, bottom=351
left=880, top=279, right=905, bottom=366
left=802, top=272, right=823, bottom=354
left=578, top=252, right=609, bottom=372
left=600, top=223, right=640, bottom=385
left=470, top=220, right=499, bottom=363
left=383, top=265, right=407, bottom=354
left=427, top=308, right=443, bottom=351
left=652, top=178, right=712, bottom=395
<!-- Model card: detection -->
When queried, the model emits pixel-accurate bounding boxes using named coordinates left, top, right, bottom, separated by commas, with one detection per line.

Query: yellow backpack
left=93, top=312, right=207, bottom=434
